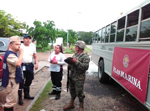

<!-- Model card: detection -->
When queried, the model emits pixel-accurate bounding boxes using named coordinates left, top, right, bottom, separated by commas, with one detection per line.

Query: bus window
left=102, top=27, right=106, bottom=43
left=110, top=22, right=117, bottom=42
left=117, top=17, right=125, bottom=42
left=140, top=3, right=150, bottom=41
left=105, top=25, right=110, bottom=43
left=98, top=29, right=102, bottom=43
left=125, top=10, right=139, bottom=42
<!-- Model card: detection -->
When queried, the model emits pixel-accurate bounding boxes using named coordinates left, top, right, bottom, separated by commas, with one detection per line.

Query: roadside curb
left=25, top=77, right=51, bottom=111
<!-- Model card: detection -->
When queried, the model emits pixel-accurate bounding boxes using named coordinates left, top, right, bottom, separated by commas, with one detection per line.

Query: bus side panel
left=104, top=57, right=112, bottom=76
left=91, top=49, right=99, bottom=66
left=100, top=45, right=114, bottom=77
left=91, top=43, right=101, bottom=65
left=92, top=44, right=114, bottom=77
left=146, top=75, right=150, bottom=109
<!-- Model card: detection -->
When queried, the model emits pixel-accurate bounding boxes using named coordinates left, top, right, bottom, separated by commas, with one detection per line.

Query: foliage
left=68, top=29, right=78, bottom=45
left=56, top=29, right=67, bottom=44
left=27, top=20, right=57, bottom=51
left=36, top=44, right=51, bottom=52
left=0, top=10, right=26, bottom=37
left=76, top=31, right=93, bottom=44
left=30, top=80, right=52, bottom=111
left=56, top=29, right=78, bottom=46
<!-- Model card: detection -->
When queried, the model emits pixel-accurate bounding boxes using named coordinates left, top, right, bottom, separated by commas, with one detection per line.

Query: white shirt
left=30, top=43, right=36, bottom=48
left=48, top=51, right=66, bottom=72
left=21, top=43, right=36, bottom=63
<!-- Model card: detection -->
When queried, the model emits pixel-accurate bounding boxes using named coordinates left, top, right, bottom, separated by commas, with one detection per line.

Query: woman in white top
left=48, top=45, right=65, bottom=100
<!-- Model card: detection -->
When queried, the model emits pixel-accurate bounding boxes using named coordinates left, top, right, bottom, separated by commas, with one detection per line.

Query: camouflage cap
left=75, top=41, right=86, bottom=49
left=64, top=57, right=74, bottom=64
left=9, top=36, right=20, bottom=43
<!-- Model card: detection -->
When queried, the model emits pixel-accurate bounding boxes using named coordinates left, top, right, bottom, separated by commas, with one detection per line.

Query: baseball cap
left=9, top=36, right=20, bottom=43
left=24, top=35, right=31, bottom=39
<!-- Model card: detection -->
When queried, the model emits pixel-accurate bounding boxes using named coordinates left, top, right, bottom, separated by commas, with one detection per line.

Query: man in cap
left=2, top=36, right=24, bottom=111
left=20, top=35, right=38, bottom=101
left=63, top=41, right=90, bottom=111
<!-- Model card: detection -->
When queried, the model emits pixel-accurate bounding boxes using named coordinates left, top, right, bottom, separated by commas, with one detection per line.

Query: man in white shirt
left=31, top=39, right=36, bottom=64
left=20, top=35, right=38, bottom=101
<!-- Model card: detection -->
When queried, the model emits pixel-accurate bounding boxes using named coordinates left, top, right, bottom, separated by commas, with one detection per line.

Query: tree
left=76, top=31, right=93, bottom=44
left=68, top=29, right=78, bottom=46
left=56, top=29, right=78, bottom=47
left=0, top=10, right=26, bottom=37
left=56, top=29, right=67, bottom=44
left=27, top=20, right=57, bottom=50
left=43, top=20, right=57, bottom=44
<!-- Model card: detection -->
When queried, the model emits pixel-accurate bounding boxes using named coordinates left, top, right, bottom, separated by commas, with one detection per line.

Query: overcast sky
left=0, top=0, right=145, bottom=32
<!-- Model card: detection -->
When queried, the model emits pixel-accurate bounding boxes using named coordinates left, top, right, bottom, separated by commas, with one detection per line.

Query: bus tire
left=98, top=60, right=109, bottom=83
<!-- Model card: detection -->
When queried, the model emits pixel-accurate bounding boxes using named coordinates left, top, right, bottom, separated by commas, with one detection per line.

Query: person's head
left=23, top=35, right=31, bottom=46
left=32, top=39, right=36, bottom=44
left=9, top=36, right=21, bottom=52
left=55, top=45, right=63, bottom=54
left=75, top=41, right=86, bottom=53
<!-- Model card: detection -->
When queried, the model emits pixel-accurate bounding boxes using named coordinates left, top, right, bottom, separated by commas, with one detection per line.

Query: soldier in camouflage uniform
left=63, top=41, right=90, bottom=111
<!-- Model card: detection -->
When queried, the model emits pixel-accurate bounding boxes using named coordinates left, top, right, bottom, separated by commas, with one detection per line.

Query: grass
left=84, top=46, right=91, bottom=54
left=64, top=48, right=74, bottom=54
left=30, top=81, right=52, bottom=111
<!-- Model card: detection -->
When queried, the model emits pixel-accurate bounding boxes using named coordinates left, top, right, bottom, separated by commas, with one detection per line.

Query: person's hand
left=19, top=48, right=24, bottom=54
left=51, top=60, right=58, bottom=64
left=35, top=63, right=38, bottom=70
left=50, top=60, right=53, bottom=63
left=71, top=58, right=77, bottom=63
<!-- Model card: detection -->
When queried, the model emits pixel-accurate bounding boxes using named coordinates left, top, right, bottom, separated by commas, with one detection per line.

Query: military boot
left=18, top=90, right=23, bottom=105
left=48, top=90, right=56, bottom=95
left=63, top=99, right=75, bottom=110
left=24, top=87, right=34, bottom=99
left=55, top=91, right=61, bottom=100
left=79, top=102, right=84, bottom=111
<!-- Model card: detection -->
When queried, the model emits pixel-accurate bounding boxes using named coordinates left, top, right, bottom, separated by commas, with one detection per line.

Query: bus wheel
left=98, top=60, right=109, bottom=83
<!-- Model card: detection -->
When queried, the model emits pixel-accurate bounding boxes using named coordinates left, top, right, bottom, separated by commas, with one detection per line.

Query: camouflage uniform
left=63, top=41, right=90, bottom=111
left=69, top=51, right=90, bottom=102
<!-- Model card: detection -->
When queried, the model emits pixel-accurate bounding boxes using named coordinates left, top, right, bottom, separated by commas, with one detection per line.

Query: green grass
left=30, top=81, right=52, bottom=111
left=64, top=48, right=74, bottom=54
left=84, top=46, right=91, bottom=54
